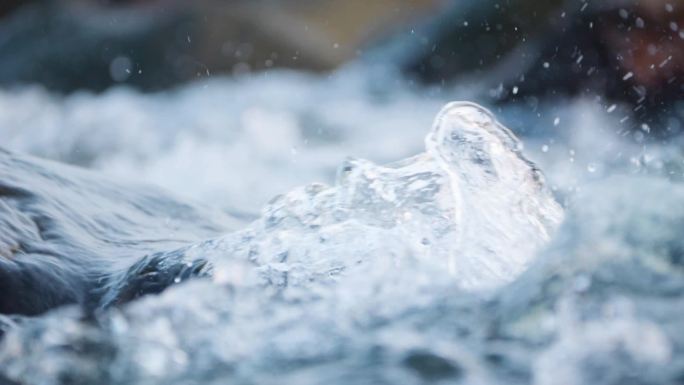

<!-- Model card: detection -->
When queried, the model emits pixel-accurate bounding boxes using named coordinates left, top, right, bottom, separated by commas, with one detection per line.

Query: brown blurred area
left=400, top=0, right=684, bottom=132
left=604, top=0, right=684, bottom=88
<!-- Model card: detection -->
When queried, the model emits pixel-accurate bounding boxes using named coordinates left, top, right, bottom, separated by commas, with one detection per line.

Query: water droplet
left=109, top=56, right=132, bottom=82
left=587, top=163, right=597, bottom=173
left=553, top=117, right=560, bottom=126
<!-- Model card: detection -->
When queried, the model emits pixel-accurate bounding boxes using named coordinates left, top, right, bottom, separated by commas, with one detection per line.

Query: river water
left=0, top=66, right=683, bottom=384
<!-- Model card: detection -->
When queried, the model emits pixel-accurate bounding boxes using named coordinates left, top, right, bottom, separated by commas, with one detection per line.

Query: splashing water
left=206, top=102, right=563, bottom=292
left=1, top=97, right=683, bottom=385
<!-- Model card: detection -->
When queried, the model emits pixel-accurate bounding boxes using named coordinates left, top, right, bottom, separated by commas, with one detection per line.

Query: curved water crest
left=0, top=102, right=574, bottom=385
left=208, top=102, right=564, bottom=292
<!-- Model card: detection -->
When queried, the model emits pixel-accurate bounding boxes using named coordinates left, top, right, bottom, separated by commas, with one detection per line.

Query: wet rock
left=0, top=148, right=241, bottom=315
left=403, top=350, right=463, bottom=381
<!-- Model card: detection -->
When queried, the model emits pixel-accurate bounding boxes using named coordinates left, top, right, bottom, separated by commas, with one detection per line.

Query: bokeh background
left=0, top=0, right=682, bottom=211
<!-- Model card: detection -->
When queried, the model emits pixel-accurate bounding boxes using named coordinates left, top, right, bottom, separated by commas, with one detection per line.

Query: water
left=0, top=69, right=683, bottom=384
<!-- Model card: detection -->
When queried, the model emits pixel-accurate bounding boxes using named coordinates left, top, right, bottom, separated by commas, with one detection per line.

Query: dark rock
left=403, top=350, right=462, bottom=381
left=0, top=148, right=241, bottom=316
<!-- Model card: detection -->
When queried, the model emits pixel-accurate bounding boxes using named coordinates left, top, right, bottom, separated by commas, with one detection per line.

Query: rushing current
left=0, top=74, right=683, bottom=385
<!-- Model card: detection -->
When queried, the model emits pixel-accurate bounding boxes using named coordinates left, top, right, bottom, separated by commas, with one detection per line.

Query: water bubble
left=541, top=145, right=549, bottom=153
left=109, top=56, right=132, bottom=82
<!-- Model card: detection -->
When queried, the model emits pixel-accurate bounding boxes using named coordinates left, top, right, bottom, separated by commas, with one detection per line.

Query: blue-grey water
left=0, top=68, right=683, bottom=385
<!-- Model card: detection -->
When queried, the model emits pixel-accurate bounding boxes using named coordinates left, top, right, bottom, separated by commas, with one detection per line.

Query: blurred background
left=0, top=0, right=682, bottom=211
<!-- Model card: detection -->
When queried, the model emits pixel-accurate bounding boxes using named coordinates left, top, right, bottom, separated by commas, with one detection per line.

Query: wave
left=0, top=78, right=682, bottom=384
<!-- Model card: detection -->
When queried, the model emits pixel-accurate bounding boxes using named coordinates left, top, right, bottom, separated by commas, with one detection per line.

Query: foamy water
left=0, top=67, right=683, bottom=385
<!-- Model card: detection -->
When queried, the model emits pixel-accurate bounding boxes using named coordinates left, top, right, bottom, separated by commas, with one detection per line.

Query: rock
left=0, top=148, right=241, bottom=315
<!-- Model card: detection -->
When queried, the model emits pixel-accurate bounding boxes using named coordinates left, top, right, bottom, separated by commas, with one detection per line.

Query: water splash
left=2, top=102, right=682, bottom=385
left=210, top=102, right=563, bottom=291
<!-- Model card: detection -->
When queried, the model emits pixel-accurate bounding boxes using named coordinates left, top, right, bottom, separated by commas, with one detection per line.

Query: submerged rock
left=0, top=148, right=242, bottom=315
left=397, top=0, right=684, bottom=134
